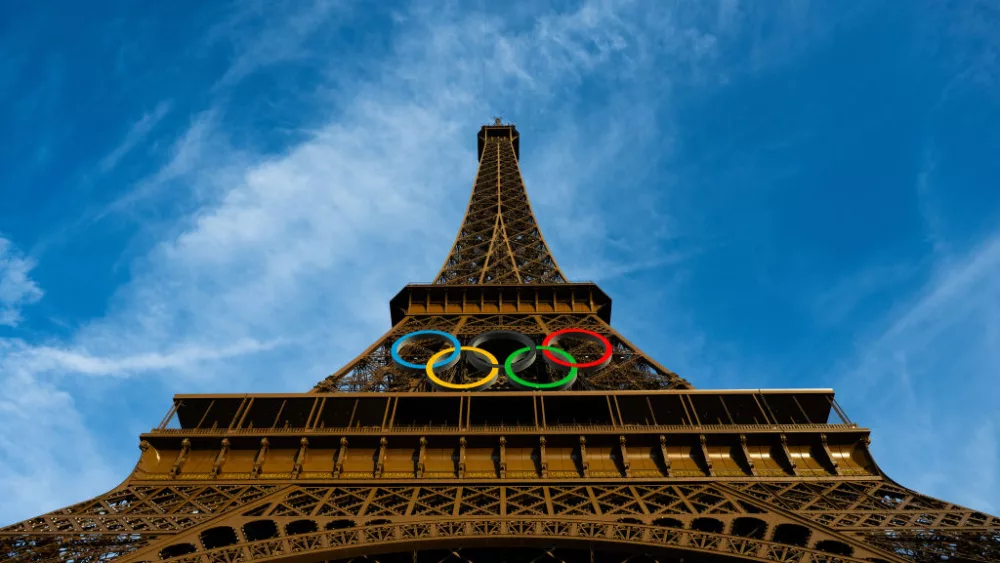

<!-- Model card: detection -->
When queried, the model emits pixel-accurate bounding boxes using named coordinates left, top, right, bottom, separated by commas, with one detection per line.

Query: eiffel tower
left=4, top=119, right=998, bottom=563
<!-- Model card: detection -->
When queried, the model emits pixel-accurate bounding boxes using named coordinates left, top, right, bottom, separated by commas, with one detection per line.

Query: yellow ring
left=426, top=346, right=498, bottom=390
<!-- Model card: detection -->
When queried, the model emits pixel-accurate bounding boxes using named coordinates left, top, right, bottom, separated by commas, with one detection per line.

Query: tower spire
left=434, top=121, right=567, bottom=284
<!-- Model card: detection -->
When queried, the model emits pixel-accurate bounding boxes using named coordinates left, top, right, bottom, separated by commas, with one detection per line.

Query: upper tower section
left=434, top=119, right=568, bottom=285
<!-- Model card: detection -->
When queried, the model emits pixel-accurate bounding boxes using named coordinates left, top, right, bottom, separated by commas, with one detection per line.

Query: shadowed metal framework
left=3, top=121, right=997, bottom=563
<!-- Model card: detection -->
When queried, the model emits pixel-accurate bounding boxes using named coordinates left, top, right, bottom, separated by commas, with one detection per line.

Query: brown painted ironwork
left=312, top=312, right=692, bottom=392
left=434, top=122, right=565, bottom=285
left=3, top=121, right=997, bottom=563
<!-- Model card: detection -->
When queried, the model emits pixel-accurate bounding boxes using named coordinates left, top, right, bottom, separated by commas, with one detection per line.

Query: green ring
left=505, top=345, right=578, bottom=390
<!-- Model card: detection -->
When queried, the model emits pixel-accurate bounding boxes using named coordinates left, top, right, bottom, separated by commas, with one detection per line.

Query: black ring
left=467, top=330, right=538, bottom=373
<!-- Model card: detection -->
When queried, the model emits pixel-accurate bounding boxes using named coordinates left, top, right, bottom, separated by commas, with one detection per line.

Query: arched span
left=155, top=517, right=879, bottom=563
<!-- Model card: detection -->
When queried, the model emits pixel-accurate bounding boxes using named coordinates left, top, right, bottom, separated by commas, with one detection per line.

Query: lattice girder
left=0, top=485, right=282, bottom=536
left=129, top=521, right=889, bottom=563
left=1, top=533, right=156, bottom=563
left=7, top=478, right=997, bottom=562
left=726, top=480, right=1000, bottom=531
left=312, top=313, right=690, bottom=392
left=435, top=125, right=566, bottom=285
left=69, top=481, right=900, bottom=563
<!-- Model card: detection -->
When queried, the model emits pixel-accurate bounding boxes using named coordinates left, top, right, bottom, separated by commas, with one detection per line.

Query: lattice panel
left=262, top=487, right=330, bottom=517
left=365, top=488, right=415, bottom=517
left=313, top=489, right=368, bottom=518
left=411, top=488, right=460, bottom=516
left=313, top=314, right=690, bottom=392
left=455, top=487, right=501, bottom=516
left=1, top=533, right=154, bottom=563
left=127, top=517, right=887, bottom=563
left=0, top=485, right=279, bottom=535
left=861, top=529, right=1000, bottom=563
left=148, top=484, right=788, bottom=520
left=320, top=547, right=691, bottom=563
left=10, top=481, right=1000, bottom=563
left=436, top=131, right=566, bottom=285
left=725, top=481, right=1000, bottom=530
left=505, top=486, right=549, bottom=516
left=718, top=480, right=1000, bottom=562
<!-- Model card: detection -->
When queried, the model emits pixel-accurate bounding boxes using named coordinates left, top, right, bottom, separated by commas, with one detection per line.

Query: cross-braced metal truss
left=1, top=485, right=280, bottom=563
left=312, top=314, right=690, bottom=392
left=5, top=479, right=998, bottom=562
left=434, top=125, right=565, bottom=285
left=322, top=547, right=767, bottom=563
left=6, top=122, right=998, bottom=563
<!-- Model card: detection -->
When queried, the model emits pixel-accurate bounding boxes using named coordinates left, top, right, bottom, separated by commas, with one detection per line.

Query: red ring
left=541, top=328, right=613, bottom=369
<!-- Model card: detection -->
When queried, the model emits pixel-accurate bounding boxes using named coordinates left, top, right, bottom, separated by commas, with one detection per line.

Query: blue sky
left=1, top=0, right=998, bottom=524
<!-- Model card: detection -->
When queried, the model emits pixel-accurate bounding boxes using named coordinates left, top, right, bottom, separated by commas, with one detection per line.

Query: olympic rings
left=542, top=328, right=613, bottom=370
left=391, top=330, right=461, bottom=371
left=468, top=331, right=536, bottom=373
left=506, top=346, right=578, bottom=390
left=391, top=328, right=613, bottom=392
left=426, top=346, right=499, bottom=391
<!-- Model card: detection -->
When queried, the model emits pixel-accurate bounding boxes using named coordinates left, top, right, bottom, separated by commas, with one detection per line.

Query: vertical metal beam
left=498, top=436, right=507, bottom=479
left=195, top=400, right=215, bottom=430
left=311, top=397, right=327, bottom=430
left=271, top=400, right=287, bottom=429
left=381, top=397, right=392, bottom=431
left=719, top=396, right=736, bottom=425
left=659, top=435, right=672, bottom=477
left=228, top=397, right=249, bottom=430
left=682, top=395, right=700, bottom=427
left=305, top=398, right=321, bottom=430
left=333, top=437, right=346, bottom=478
left=758, top=394, right=780, bottom=425
left=646, top=397, right=659, bottom=426
left=607, top=395, right=619, bottom=428
left=792, top=396, right=811, bottom=424
left=158, top=401, right=181, bottom=430
left=235, top=398, right=255, bottom=430
left=347, top=399, right=359, bottom=429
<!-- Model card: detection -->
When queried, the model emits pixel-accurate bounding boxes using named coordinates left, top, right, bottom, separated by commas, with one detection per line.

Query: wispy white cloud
left=9, top=337, right=284, bottom=377
left=207, top=0, right=344, bottom=90
left=879, top=233, right=1000, bottom=346
left=99, top=110, right=229, bottom=222
left=924, top=0, right=1000, bottom=98
left=0, top=236, right=43, bottom=327
left=811, top=262, right=917, bottom=326
left=27, top=110, right=232, bottom=261
left=571, top=250, right=702, bottom=283
left=842, top=228, right=1000, bottom=512
left=915, top=140, right=949, bottom=256
left=0, top=366, right=116, bottom=524
left=98, top=101, right=172, bottom=173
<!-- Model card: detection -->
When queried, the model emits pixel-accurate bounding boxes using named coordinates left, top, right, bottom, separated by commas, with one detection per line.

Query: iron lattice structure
left=434, top=121, right=565, bottom=285
left=4, top=121, right=998, bottom=563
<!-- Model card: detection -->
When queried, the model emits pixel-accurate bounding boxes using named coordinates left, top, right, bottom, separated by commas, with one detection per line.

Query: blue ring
left=391, top=330, right=462, bottom=370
